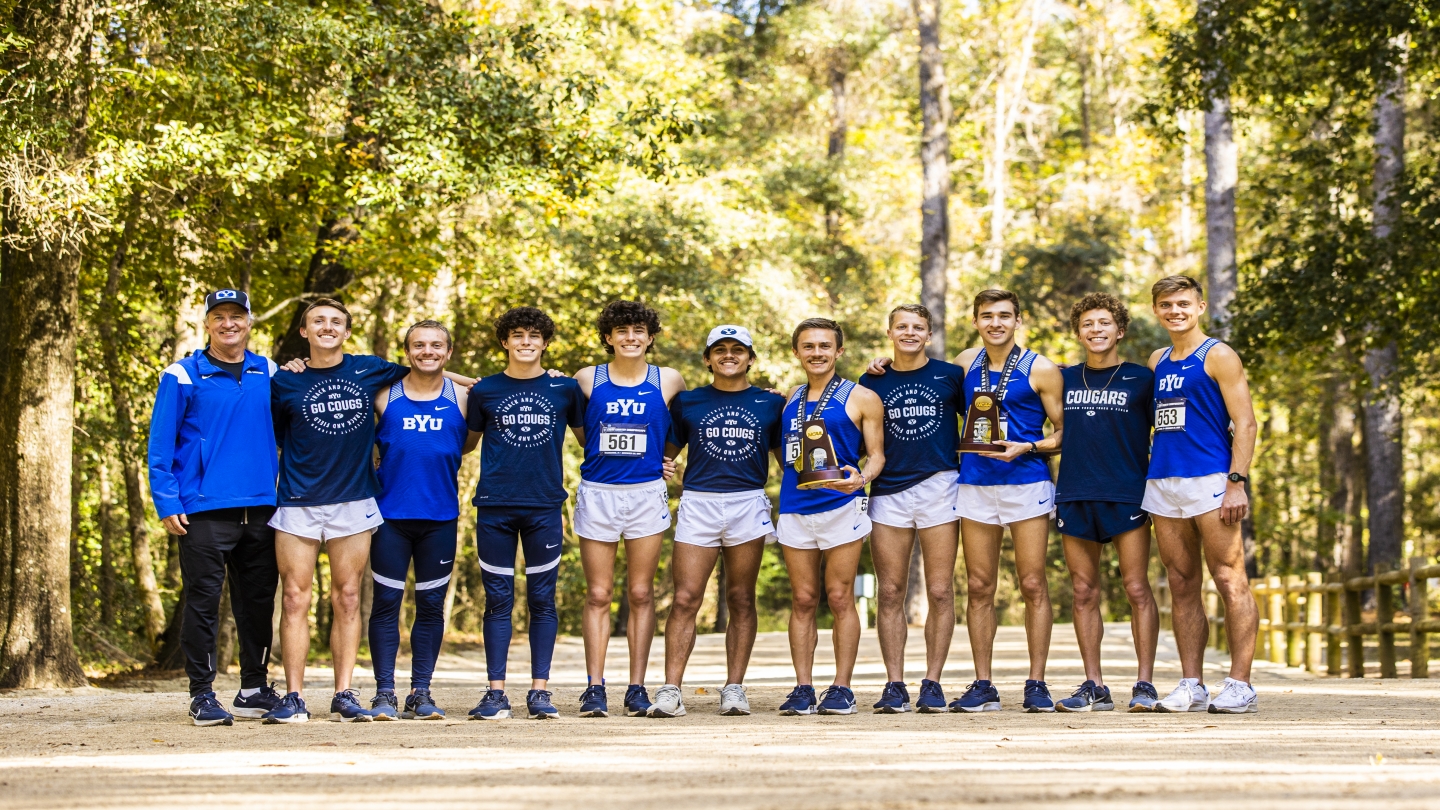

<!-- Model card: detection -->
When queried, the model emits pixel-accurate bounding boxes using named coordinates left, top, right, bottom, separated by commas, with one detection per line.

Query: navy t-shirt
left=667, top=386, right=785, bottom=493
left=467, top=372, right=586, bottom=508
left=859, top=359, right=967, bottom=497
left=1055, top=362, right=1153, bottom=504
left=271, top=354, right=410, bottom=507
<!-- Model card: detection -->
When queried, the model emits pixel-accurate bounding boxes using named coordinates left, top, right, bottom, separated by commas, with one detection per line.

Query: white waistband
left=680, top=488, right=766, bottom=501
left=578, top=478, right=666, bottom=492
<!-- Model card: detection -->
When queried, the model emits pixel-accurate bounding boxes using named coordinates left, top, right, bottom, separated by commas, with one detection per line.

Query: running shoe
left=579, top=684, right=609, bottom=718
left=261, top=691, right=310, bottom=724
left=468, top=688, right=512, bottom=720
left=527, top=689, right=559, bottom=720
left=949, top=679, right=1001, bottom=713
left=330, top=689, right=374, bottom=722
left=718, top=683, right=751, bottom=716
left=369, top=690, right=399, bottom=721
left=872, top=681, right=911, bottom=714
left=778, top=684, right=818, bottom=716
left=818, top=685, right=857, bottom=715
left=403, top=688, right=445, bottom=720
left=916, top=679, right=948, bottom=713
left=231, top=683, right=281, bottom=719
left=1207, top=678, right=1258, bottom=714
left=189, top=692, right=234, bottom=727
left=1128, top=681, right=1159, bottom=712
left=1155, top=678, right=1210, bottom=713
left=624, top=684, right=652, bottom=717
left=1023, top=680, right=1055, bottom=713
left=648, top=684, right=686, bottom=718
left=1056, top=680, right=1114, bottom=713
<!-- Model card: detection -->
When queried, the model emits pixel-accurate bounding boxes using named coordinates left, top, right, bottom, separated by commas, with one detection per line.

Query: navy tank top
left=958, top=348, right=1052, bottom=486
left=375, top=378, right=467, bottom=520
left=580, top=363, right=671, bottom=485
left=779, top=378, right=864, bottom=515
left=1148, top=338, right=1232, bottom=479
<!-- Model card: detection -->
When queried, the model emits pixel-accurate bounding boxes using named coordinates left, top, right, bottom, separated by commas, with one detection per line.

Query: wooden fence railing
left=1156, top=556, right=1440, bottom=678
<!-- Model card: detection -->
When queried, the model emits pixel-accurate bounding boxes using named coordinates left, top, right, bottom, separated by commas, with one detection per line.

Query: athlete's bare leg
left=960, top=519, right=1003, bottom=681
left=1155, top=513, right=1256, bottom=682
left=1010, top=515, right=1053, bottom=681
left=579, top=537, right=618, bottom=682
left=1063, top=525, right=1156, bottom=686
left=874, top=521, right=959, bottom=682
left=579, top=533, right=664, bottom=685
left=622, top=533, right=664, bottom=685
left=663, top=542, right=722, bottom=687
left=783, top=539, right=864, bottom=686
left=275, top=532, right=319, bottom=696
left=720, top=539, right=766, bottom=684
left=324, top=531, right=372, bottom=693
left=1116, top=526, right=1159, bottom=684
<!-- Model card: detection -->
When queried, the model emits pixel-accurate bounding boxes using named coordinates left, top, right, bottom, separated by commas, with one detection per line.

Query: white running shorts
left=869, top=470, right=960, bottom=530
left=674, top=489, right=777, bottom=548
left=955, top=480, right=1055, bottom=526
left=268, top=498, right=384, bottom=542
left=778, top=499, right=871, bottom=551
left=1142, top=473, right=1229, bottom=519
left=573, top=479, right=672, bottom=543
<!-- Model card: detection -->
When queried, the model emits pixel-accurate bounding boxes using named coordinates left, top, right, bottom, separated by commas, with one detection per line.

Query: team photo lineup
left=151, top=273, right=1260, bottom=727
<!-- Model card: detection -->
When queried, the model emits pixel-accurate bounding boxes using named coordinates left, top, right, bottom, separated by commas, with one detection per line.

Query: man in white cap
left=647, top=326, right=786, bottom=718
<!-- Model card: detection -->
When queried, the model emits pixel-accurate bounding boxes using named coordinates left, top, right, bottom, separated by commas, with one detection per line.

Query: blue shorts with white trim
left=1055, top=501, right=1148, bottom=544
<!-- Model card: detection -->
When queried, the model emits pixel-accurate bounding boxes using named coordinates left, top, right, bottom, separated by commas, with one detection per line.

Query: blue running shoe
left=403, top=689, right=445, bottom=720
left=872, top=681, right=911, bottom=714
left=916, top=679, right=948, bottom=713
left=468, top=688, right=512, bottom=720
left=369, top=690, right=399, bottom=721
left=1129, top=681, right=1159, bottom=712
left=262, top=691, right=310, bottom=724
left=527, top=689, right=559, bottom=720
left=778, top=684, right=817, bottom=716
left=1023, top=680, right=1055, bottom=713
left=331, top=689, right=374, bottom=722
left=189, top=692, right=234, bottom=727
left=1056, top=680, right=1114, bottom=713
left=818, top=685, right=857, bottom=715
left=624, top=684, right=652, bottom=717
left=949, top=679, right=1001, bottom=713
left=232, top=683, right=281, bottom=719
left=579, top=684, right=609, bottom=718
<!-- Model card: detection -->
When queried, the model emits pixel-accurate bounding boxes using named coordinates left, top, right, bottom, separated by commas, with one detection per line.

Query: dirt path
left=2, top=625, right=1437, bottom=809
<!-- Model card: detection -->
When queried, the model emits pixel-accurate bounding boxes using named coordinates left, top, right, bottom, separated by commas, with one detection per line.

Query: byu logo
left=721, top=327, right=736, bottom=335
left=215, top=290, right=237, bottom=299
left=402, top=415, right=443, bottom=432
left=605, top=399, right=646, bottom=416
left=1158, top=373, right=1184, bottom=393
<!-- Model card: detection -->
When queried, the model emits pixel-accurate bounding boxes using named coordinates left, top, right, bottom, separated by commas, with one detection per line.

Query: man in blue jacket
left=148, top=289, right=282, bottom=726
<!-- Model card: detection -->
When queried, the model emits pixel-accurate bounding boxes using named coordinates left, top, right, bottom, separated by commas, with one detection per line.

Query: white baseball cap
left=705, top=324, right=753, bottom=351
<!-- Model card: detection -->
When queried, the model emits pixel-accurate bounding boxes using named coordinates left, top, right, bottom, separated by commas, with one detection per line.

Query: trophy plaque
left=959, top=392, right=1005, bottom=453
left=796, top=418, right=848, bottom=489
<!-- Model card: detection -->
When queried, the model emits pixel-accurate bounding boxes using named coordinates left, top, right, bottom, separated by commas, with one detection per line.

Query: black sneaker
left=190, top=692, right=234, bottom=727
left=1056, top=680, right=1114, bottom=713
left=232, top=683, right=281, bottom=720
left=403, top=688, right=445, bottom=720
left=623, top=684, right=652, bottom=717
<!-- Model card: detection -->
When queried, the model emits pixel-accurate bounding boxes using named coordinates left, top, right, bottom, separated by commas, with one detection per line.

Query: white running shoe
left=648, top=684, right=686, bottom=718
left=719, top=683, right=751, bottom=716
left=1207, top=678, right=1258, bottom=714
left=1155, top=678, right=1210, bottom=713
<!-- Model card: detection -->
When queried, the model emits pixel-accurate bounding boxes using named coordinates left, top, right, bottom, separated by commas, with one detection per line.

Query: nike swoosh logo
left=761, top=520, right=771, bottom=525
left=1122, top=376, right=1137, bottom=380
left=546, top=543, right=559, bottom=549
left=439, top=559, right=452, bottom=564
left=365, top=512, right=377, bottom=518
left=852, top=524, right=861, bottom=531
left=754, top=399, right=768, bottom=403
left=434, top=406, right=449, bottom=411
left=354, top=369, right=366, bottom=375
left=638, top=389, right=654, bottom=394
left=550, top=383, right=566, bottom=387
left=1213, top=492, right=1224, bottom=498
left=1182, top=364, right=1195, bottom=370
left=1038, top=498, right=1049, bottom=505
left=1129, top=514, right=1144, bottom=521
left=933, top=375, right=946, bottom=380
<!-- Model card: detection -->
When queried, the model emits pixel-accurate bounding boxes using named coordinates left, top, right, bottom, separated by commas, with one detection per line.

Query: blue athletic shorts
left=1055, top=501, right=1148, bottom=544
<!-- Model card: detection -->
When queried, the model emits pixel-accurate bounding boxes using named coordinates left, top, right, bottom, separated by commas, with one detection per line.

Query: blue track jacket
left=147, top=349, right=280, bottom=519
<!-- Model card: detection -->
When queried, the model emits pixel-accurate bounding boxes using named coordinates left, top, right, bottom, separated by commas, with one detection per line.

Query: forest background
left=1, top=0, right=1437, bottom=683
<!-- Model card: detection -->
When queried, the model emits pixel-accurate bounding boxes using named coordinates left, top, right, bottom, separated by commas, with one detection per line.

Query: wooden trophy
left=796, top=419, right=848, bottom=489
left=959, top=393, right=1005, bottom=453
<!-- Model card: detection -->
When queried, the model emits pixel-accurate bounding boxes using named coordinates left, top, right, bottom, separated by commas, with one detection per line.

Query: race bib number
left=1155, top=398, right=1187, bottom=432
left=599, top=423, right=647, bottom=456
left=783, top=432, right=800, bottom=464
left=856, top=497, right=869, bottom=515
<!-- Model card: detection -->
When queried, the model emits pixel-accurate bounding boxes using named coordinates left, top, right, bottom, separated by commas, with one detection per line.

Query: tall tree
left=916, top=0, right=949, bottom=358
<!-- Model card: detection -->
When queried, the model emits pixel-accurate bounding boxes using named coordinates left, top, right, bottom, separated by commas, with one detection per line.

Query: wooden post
left=1377, top=562, right=1397, bottom=679
left=1296, top=573, right=1307, bottom=668
left=1205, top=581, right=1220, bottom=650
left=1326, top=576, right=1343, bottom=676
left=1306, top=572, right=1324, bottom=673
left=1251, top=578, right=1265, bottom=661
left=1345, top=579, right=1364, bottom=678
left=1411, top=556, right=1430, bottom=679
left=1267, top=575, right=1286, bottom=664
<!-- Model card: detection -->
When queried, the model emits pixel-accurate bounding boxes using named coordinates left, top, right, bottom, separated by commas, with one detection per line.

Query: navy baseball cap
left=205, top=289, right=251, bottom=313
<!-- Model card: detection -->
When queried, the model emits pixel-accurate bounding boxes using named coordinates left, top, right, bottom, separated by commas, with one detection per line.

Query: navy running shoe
left=1056, top=680, right=1114, bottom=713
left=778, top=684, right=817, bottom=716
left=231, top=683, right=281, bottom=719
left=949, top=679, right=1001, bottom=713
left=331, top=689, right=374, bottom=722
left=261, top=691, right=310, bottom=724
left=872, top=681, right=911, bottom=714
left=624, top=684, right=652, bottom=717
left=403, top=689, right=445, bottom=720
left=1129, top=681, right=1159, bottom=712
left=370, top=690, right=399, bottom=721
left=1023, top=680, right=1055, bottom=713
left=189, top=692, right=234, bottom=727
left=579, top=684, right=609, bottom=718
left=527, top=689, right=559, bottom=720
left=916, top=679, right=948, bottom=713
left=818, top=685, right=857, bottom=715
left=468, top=688, right=512, bottom=720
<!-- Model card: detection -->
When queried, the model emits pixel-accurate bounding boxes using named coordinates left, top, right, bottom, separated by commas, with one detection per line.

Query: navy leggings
left=475, top=507, right=562, bottom=682
left=369, top=518, right=457, bottom=692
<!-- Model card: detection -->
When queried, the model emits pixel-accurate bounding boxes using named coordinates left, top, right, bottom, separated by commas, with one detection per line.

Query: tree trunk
left=713, top=559, right=729, bottom=633
left=70, top=443, right=84, bottom=593
left=275, top=217, right=359, bottom=363
left=369, top=285, right=393, bottom=359
left=825, top=66, right=847, bottom=240
left=915, top=0, right=949, bottom=357
left=1319, top=374, right=1359, bottom=574
left=154, top=583, right=186, bottom=670
left=98, top=459, right=117, bottom=626
left=1199, top=0, right=1238, bottom=339
left=986, top=0, right=1042, bottom=276
left=1363, top=49, right=1406, bottom=574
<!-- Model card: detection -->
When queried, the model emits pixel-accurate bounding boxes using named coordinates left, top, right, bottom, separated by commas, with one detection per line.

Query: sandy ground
left=2, top=623, right=1438, bottom=809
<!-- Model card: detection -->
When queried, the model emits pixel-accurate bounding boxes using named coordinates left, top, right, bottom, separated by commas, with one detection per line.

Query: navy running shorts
left=1055, top=501, right=1148, bottom=544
